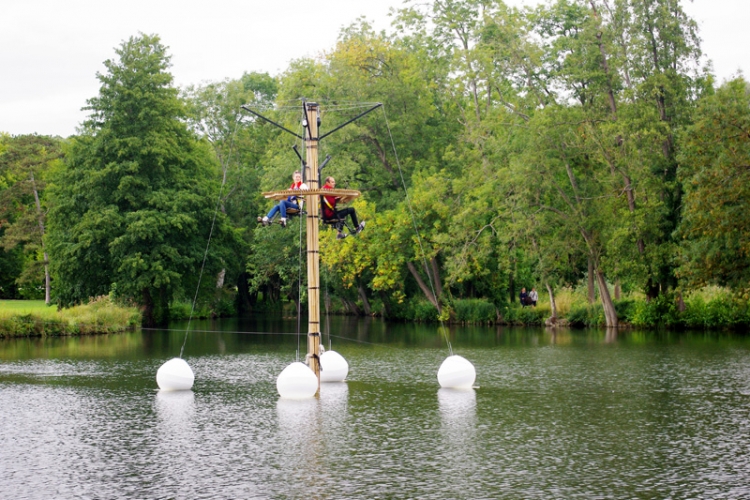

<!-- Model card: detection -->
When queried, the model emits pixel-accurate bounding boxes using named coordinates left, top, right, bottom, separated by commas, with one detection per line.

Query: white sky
left=1, top=0, right=746, bottom=138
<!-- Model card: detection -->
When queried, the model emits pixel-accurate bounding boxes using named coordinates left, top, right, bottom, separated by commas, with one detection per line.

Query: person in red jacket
left=322, top=176, right=365, bottom=239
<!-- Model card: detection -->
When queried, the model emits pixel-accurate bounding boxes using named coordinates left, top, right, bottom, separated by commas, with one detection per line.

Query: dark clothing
left=322, top=184, right=359, bottom=227
left=519, top=291, right=529, bottom=307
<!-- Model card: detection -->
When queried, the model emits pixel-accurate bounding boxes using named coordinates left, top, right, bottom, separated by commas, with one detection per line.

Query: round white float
left=277, top=361, right=318, bottom=399
left=319, top=350, right=349, bottom=382
left=156, top=357, right=195, bottom=391
left=437, top=354, right=476, bottom=389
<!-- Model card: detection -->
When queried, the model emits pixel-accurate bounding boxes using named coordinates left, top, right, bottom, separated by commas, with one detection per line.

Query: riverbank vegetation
left=0, top=297, right=140, bottom=337
left=2, top=0, right=749, bottom=330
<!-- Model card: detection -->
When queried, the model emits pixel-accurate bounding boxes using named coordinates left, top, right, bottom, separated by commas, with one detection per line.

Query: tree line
left=1, top=0, right=748, bottom=327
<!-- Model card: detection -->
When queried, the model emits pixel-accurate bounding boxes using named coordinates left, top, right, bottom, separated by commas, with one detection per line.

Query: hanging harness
left=321, top=185, right=337, bottom=220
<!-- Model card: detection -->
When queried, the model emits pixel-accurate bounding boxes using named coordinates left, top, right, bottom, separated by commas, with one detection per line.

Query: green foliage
left=613, top=298, right=638, bottom=324
left=452, top=298, right=496, bottom=323
left=409, top=300, right=441, bottom=322
left=630, top=293, right=680, bottom=327
left=677, top=78, right=750, bottom=288
left=501, top=304, right=546, bottom=326
left=0, top=296, right=139, bottom=337
left=46, top=34, right=240, bottom=325
left=566, top=304, right=606, bottom=327
left=4, top=2, right=744, bottom=332
left=680, top=289, right=750, bottom=329
left=0, top=134, right=62, bottom=300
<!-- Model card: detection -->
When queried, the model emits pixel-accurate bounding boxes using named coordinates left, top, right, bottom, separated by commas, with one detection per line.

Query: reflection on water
left=155, top=390, right=195, bottom=424
left=2, top=321, right=750, bottom=499
left=438, top=387, right=476, bottom=423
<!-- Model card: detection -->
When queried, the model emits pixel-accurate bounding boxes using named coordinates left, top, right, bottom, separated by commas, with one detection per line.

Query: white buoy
left=277, top=361, right=318, bottom=399
left=156, top=357, right=195, bottom=391
left=437, top=354, right=476, bottom=389
left=319, top=350, right=349, bottom=382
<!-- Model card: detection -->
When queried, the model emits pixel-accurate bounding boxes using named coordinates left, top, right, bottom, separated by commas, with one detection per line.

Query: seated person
left=259, top=170, right=308, bottom=227
left=519, top=287, right=529, bottom=307
left=321, top=176, right=365, bottom=239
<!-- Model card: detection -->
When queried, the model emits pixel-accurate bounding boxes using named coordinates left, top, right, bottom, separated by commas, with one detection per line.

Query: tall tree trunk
left=30, top=172, right=50, bottom=304
left=341, top=297, right=361, bottom=316
left=358, top=282, right=371, bottom=316
left=614, top=279, right=621, bottom=300
left=236, top=272, right=251, bottom=316
left=159, top=285, right=170, bottom=326
left=545, top=282, right=558, bottom=327
left=430, top=257, right=443, bottom=300
left=407, top=261, right=440, bottom=312
left=379, top=291, right=391, bottom=318
left=588, top=258, right=596, bottom=304
left=595, top=269, right=618, bottom=328
left=142, top=288, right=155, bottom=327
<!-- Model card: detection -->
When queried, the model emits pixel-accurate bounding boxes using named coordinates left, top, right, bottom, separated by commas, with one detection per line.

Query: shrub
left=681, top=288, right=750, bottom=328
left=453, top=298, right=496, bottom=323
left=411, top=300, right=441, bottom=322
left=614, top=299, right=637, bottom=324
left=501, top=304, right=545, bottom=325
left=630, top=293, right=680, bottom=327
left=566, top=304, right=605, bottom=327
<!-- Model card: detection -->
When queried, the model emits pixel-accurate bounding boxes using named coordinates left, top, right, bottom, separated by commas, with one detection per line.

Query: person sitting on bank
left=322, top=176, right=365, bottom=239
left=259, top=170, right=308, bottom=227
left=519, top=287, right=529, bottom=307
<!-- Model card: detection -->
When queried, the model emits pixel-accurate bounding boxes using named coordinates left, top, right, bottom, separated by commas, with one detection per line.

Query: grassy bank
left=330, top=285, right=750, bottom=330
left=0, top=296, right=141, bottom=337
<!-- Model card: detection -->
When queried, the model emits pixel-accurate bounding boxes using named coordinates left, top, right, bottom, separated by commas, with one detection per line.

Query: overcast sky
left=1, top=0, right=746, bottom=138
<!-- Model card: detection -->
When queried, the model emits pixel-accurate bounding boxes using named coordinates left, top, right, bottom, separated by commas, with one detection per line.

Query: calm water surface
left=1, top=317, right=750, bottom=499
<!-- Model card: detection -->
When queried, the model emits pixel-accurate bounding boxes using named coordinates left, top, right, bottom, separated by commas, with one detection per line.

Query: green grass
left=0, top=297, right=141, bottom=337
left=0, top=300, right=48, bottom=313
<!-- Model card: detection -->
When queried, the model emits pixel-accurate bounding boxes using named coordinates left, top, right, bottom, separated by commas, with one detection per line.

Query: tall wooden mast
left=244, top=100, right=381, bottom=395
left=303, top=102, right=322, bottom=382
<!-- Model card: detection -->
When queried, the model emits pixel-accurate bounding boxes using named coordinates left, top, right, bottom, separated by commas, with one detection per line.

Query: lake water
left=1, top=317, right=750, bottom=499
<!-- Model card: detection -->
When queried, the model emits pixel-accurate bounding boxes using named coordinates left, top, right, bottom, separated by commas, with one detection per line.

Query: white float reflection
left=155, top=389, right=195, bottom=425
left=438, top=387, right=476, bottom=424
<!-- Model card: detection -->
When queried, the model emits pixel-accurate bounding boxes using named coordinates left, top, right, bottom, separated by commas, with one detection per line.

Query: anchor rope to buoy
left=381, top=106, right=453, bottom=356
left=178, top=114, right=243, bottom=360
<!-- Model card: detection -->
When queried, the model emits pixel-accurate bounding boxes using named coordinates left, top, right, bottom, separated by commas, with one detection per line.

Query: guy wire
left=179, top=113, right=242, bottom=359
left=380, top=105, right=453, bottom=356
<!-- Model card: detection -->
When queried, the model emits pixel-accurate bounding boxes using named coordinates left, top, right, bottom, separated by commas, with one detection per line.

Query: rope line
left=179, top=114, right=241, bottom=359
left=381, top=105, right=453, bottom=356
left=144, top=328, right=404, bottom=348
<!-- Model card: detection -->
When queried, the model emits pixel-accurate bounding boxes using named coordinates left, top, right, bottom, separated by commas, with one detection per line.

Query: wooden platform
left=262, top=188, right=361, bottom=203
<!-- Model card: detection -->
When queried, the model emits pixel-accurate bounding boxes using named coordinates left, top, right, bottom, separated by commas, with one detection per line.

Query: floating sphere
left=277, top=361, right=318, bottom=399
left=319, top=350, right=349, bottom=383
left=437, top=355, right=476, bottom=389
left=156, top=357, right=195, bottom=391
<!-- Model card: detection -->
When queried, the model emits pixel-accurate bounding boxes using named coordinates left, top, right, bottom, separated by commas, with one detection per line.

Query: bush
left=410, top=300, right=441, bottom=322
left=630, top=293, right=680, bottom=327
left=453, top=298, right=496, bottom=323
left=0, top=296, right=139, bottom=337
left=614, top=299, right=637, bottom=324
left=501, top=304, right=545, bottom=325
left=566, top=304, right=605, bottom=327
left=681, top=289, right=750, bottom=328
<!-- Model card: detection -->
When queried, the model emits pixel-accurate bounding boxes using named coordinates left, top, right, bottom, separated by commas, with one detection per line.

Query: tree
left=183, top=72, right=279, bottom=304
left=47, top=33, right=238, bottom=325
left=676, top=78, right=750, bottom=288
left=0, top=134, right=62, bottom=303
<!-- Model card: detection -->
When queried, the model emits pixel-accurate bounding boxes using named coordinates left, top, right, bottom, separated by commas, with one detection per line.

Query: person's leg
left=266, top=203, right=281, bottom=220
left=337, top=207, right=358, bottom=228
